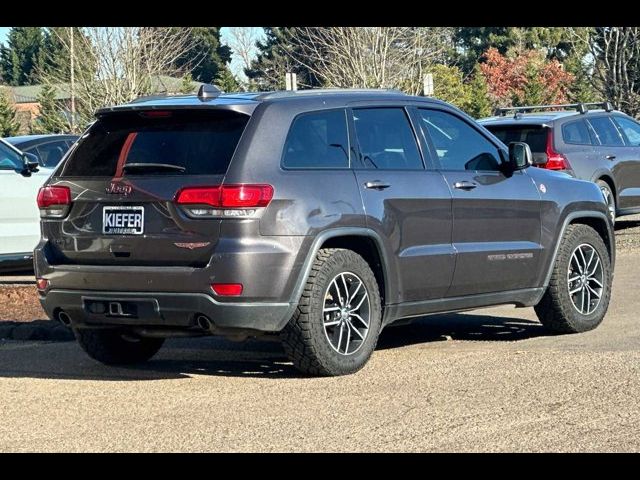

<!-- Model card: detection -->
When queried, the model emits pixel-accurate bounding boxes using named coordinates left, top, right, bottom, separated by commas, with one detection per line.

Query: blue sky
left=0, top=27, right=260, bottom=79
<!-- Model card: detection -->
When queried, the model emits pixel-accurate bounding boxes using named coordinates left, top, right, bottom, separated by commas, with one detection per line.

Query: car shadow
left=615, top=219, right=640, bottom=232
left=0, top=312, right=548, bottom=381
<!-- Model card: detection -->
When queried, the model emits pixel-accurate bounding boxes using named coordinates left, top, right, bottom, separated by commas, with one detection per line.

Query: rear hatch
left=42, top=108, right=250, bottom=267
left=485, top=124, right=549, bottom=165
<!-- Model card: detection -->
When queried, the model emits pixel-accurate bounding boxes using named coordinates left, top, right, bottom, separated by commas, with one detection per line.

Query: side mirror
left=508, top=142, right=532, bottom=171
left=22, top=152, right=40, bottom=173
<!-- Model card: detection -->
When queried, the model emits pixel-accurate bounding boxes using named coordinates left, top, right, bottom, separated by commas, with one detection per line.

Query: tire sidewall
left=307, top=250, right=382, bottom=375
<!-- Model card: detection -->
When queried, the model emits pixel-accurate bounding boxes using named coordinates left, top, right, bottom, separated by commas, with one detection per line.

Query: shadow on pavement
left=0, top=312, right=548, bottom=381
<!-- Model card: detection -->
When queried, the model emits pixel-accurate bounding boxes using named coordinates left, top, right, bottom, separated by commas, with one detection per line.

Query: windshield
left=0, top=141, right=22, bottom=170
left=60, top=110, right=250, bottom=177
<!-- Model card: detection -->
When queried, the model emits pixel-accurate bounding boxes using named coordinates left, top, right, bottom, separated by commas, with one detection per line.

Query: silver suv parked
left=480, top=102, right=640, bottom=223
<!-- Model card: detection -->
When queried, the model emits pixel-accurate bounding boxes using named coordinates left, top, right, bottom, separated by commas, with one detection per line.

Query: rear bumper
left=40, top=289, right=294, bottom=333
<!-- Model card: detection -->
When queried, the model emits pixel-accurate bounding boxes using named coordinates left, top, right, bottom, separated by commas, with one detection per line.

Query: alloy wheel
left=567, top=243, right=604, bottom=315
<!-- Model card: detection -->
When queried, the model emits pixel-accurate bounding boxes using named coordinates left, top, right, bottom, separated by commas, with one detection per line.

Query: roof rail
left=494, top=102, right=614, bottom=117
left=257, top=88, right=405, bottom=100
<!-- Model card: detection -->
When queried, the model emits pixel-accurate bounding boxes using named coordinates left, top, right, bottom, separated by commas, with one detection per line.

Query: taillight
left=543, top=130, right=571, bottom=171
left=211, top=283, right=243, bottom=296
left=175, top=184, right=273, bottom=218
left=37, top=186, right=71, bottom=218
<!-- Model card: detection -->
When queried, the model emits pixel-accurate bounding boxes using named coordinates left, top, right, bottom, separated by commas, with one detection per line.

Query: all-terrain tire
left=534, top=224, right=612, bottom=333
left=281, top=248, right=382, bottom=376
left=596, top=179, right=616, bottom=225
left=74, top=328, right=164, bottom=365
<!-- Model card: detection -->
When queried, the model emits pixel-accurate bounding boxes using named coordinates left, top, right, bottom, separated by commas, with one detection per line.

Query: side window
left=352, top=108, right=423, bottom=170
left=35, top=140, right=69, bottom=167
left=588, top=117, right=625, bottom=146
left=562, top=120, right=593, bottom=145
left=0, top=142, right=23, bottom=170
left=282, top=109, right=349, bottom=169
left=418, top=109, right=502, bottom=171
left=613, top=116, right=640, bottom=147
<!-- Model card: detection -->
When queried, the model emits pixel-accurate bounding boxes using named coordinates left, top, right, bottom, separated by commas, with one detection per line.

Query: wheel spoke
left=585, top=286, right=591, bottom=313
left=587, top=257, right=600, bottom=277
left=347, top=281, right=362, bottom=305
left=585, top=249, right=595, bottom=272
left=349, top=291, right=369, bottom=312
left=568, top=275, right=581, bottom=283
left=340, top=273, right=350, bottom=304
left=581, top=287, right=587, bottom=314
left=569, top=285, right=583, bottom=295
left=323, top=306, right=340, bottom=313
left=337, top=323, right=345, bottom=353
left=324, top=319, right=341, bottom=327
left=344, top=323, right=351, bottom=354
left=586, top=284, right=601, bottom=299
left=347, top=321, right=365, bottom=340
left=571, top=252, right=583, bottom=274
left=577, top=246, right=588, bottom=271
left=330, top=279, right=344, bottom=307
left=589, top=277, right=603, bottom=288
left=350, top=312, right=369, bottom=328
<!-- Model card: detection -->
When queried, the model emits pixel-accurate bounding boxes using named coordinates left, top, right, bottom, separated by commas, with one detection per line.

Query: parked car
left=35, top=87, right=614, bottom=376
left=0, top=138, right=53, bottom=271
left=479, top=102, right=640, bottom=224
left=4, top=134, right=79, bottom=169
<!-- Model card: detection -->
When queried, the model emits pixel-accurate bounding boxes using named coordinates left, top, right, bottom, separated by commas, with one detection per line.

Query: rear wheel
left=74, top=328, right=164, bottom=365
left=281, top=248, right=382, bottom=376
left=534, top=224, right=612, bottom=333
left=597, top=179, right=616, bottom=224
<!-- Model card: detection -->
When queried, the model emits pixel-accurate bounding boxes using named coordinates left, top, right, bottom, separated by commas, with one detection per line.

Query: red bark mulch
left=0, top=286, right=47, bottom=322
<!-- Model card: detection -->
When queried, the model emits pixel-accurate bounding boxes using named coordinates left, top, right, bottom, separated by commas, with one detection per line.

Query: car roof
left=95, top=89, right=453, bottom=116
left=5, top=134, right=79, bottom=147
left=479, top=109, right=620, bottom=126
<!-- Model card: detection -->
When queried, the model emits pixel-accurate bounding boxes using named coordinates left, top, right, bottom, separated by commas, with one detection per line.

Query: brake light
left=211, top=283, right=243, bottom=296
left=139, top=110, right=172, bottom=118
left=36, top=278, right=49, bottom=292
left=175, top=184, right=273, bottom=218
left=544, top=129, right=571, bottom=170
left=37, top=186, right=71, bottom=208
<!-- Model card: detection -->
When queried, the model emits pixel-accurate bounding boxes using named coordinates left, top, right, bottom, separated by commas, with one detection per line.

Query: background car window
left=282, top=109, right=349, bottom=169
left=562, top=120, right=594, bottom=145
left=35, top=140, right=70, bottom=168
left=0, top=142, right=23, bottom=170
left=587, top=117, right=625, bottom=146
left=613, top=116, right=640, bottom=147
left=352, top=108, right=423, bottom=170
left=419, top=109, right=501, bottom=171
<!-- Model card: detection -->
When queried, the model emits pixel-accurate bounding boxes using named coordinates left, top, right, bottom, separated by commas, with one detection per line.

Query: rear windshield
left=485, top=125, right=548, bottom=153
left=61, top=110, right=249, bottom=177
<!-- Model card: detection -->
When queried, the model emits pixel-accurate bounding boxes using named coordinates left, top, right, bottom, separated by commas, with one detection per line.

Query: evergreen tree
left=519, top=61, right=546, bottom=106
left=168, top=27, right=232, bottom=84
left=429, top=64, right=470, bottom=110
left=179, top=73, right=196, bottom=94
left=216, top=67, right=240, bottom=92
left=31, top=84, right=68, bottom=134
left=246, top=28, right=321, bottom=90
left=464, top=65, right=492, bottom=118
left=41, top=27, right=95, bottom=79
left=0, top=27, right=46, bottom=85
left=0, top=89, right=20, bottom=136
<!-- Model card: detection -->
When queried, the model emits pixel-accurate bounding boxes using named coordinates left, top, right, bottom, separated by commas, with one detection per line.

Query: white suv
left=0, top=138, right=55, bottom=270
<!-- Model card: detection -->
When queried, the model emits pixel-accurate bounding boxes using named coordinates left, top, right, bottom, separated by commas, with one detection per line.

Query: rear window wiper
left=122, top=163, right=186, bottom=173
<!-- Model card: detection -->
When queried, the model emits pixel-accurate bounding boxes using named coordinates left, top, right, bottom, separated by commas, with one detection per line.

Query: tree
left=216, top=67, right=240, bottom=92
left=464, top=65, right=492, bottom=118
left=479, top=48, right=574, bottom=109
left=0, top=88, right=20, bottom=136
left=227, top=27, right=261, bottom=86
left=285, top=27, right=454, bottom=94
left=0, top=27, right=46, bottom=85
left=38, top=27, right=198, bottom=130
left=166, top=27, right=232, bottom=84
left=246, top=28, right=321, bottom=90
left=179, top=73, right=196, bottom=94
left=429, top=64, right=470, bottom=110
left=31, top=84, right=69, bottom=134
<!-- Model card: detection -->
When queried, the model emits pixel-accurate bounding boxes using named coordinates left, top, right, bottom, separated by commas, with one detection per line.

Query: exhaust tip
left=57, top=310, right=72, bottom=327
left=196, top=314, right=212, bottom=331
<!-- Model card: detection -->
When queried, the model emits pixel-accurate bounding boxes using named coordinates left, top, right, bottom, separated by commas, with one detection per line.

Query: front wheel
left=281, top=248, right=382, bottom=376
left=534, top=224, right=612, bottom=333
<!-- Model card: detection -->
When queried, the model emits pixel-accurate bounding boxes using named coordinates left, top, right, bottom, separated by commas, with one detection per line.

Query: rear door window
left=61, top=110, right=249, bottom=177
left=352, top=107, right=423, bottom=170
left=562, top=120, right=594, bottom=145
left=613, top=116, right=640, bottom=147
left=282, top=109, right=350, bottom=169
left=587, top=117, right=625, bottom=146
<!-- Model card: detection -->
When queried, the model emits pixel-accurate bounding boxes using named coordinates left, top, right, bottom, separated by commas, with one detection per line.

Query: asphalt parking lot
left=1, top=218, right=639, bottom=452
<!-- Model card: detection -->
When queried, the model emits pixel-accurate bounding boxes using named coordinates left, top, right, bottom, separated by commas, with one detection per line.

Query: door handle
left=453, top=181, right=478, bottom=190
left=364, top=181, right=391, bottom=190
left=606, top=155, right=616, bottom=160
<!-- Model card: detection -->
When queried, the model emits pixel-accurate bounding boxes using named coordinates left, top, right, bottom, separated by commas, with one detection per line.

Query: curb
left=0, top=320, right=74, bottom=342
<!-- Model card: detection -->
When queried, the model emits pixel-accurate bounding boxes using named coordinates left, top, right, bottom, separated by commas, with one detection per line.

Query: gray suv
left=479, top=103, right=640, bottom=223
left=35, top=88, right=615, bottom=376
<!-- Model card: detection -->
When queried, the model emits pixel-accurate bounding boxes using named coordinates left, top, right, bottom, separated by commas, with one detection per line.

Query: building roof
left=3, top=75, right=207, bottom=104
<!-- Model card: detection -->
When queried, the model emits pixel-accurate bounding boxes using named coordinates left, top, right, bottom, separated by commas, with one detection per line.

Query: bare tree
left=39, top=27, right=198, bottom=131
left=227, top=27, right=260, bottom=79
left=570, top=27, right=640, bottom=117
left=288, top=27, right=454, bottom=94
